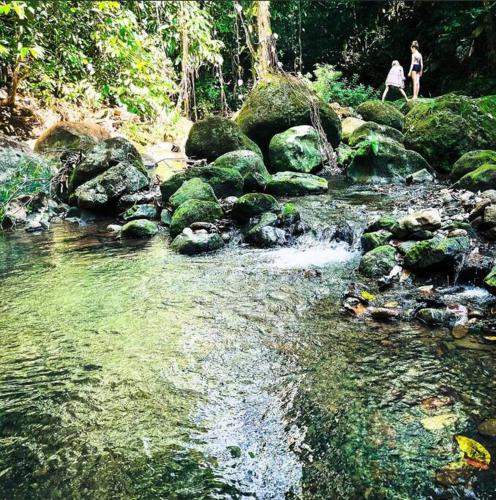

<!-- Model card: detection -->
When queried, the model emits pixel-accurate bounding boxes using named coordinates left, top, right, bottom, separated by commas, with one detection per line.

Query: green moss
left=170, top=199, right=223, bottom=237
left=169, top=178, right=218, bottom=210
left=121, top=219, right=158, bottom=238
left=450, top=150, right=496, bottom=182
left=356, top=101, right=404, bottom=131
left=348, top=122, right=404, bottom=146
left=171, top=232, right=225, bottom=255
left=484, top=266, right=496, bottom=292
left=266, top=171, right=328, bottom=196
left=454, top=163, right=496, bottom=192
left=358, top=245, right=397, bottom=277
left=361, top=230, right=393, bottom=252
left=404, top=236, right=470, bottom=270
left=231, top=193, right=280, bottom=223
left=281, top=203, right=301, bottom=225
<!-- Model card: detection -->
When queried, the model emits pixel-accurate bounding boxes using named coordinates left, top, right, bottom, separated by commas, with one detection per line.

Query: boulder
left=404, top=94, right=496, bottom=173
left=405, top=168, right=434, bottom=184
left=266, top=171, right=328, bottom=196
left=0, top=148, right=55, bottom=184
left=359, top=245, right=397, bottom=278
left=231, top=193, right=280, bottom=223
left=211, top=150, right=271, bottom=191
left=268, top=125, right=322, bottom=173
left=0, top=133, right=30, bottom=152
left=347, top=136, right=431, bottom=183
left=348, top=121, right=404, bottom=146
left=185, top=117, right=262, bottom=162
left=235, top=73, right=341, bottom=153
left=392, top=209, right=442, bottom=239
left=244, top=212, right=287, bottom=247
left=160, top=166, right=244, bottom=201
left=367, top=215, right=398, bottom=232
left=356, top=101, right=404, bottom=131
left=171, top=231, right=225, bottom=255
left=121, top=219, right=158, bottom=238
left=71, top=162, right=149, bottom=211
left=281, top=202, right=301, bottom=225
left=454, top=164, right=496, bottom=192
left=450, top=150, right=496, bottom=182
left=169, top=178, right=218, bottom=210
left=484, top=266, right=496, bottom=292
left=34, top=121, right=110, bottom=156
left=69, top=137, right=144, bottom=191
left=361, top=230, right=393, bottom=252
left=404, top=236, right=470, bottom=270
left=122, top=204, right=158, bottom=221
left=170, top=199, right=223, bottom=237
left=341, top=117, right=366, bottom=142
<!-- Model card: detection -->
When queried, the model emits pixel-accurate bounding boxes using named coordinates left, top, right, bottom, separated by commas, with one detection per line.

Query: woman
left=408, top=41, right=423, bottom=99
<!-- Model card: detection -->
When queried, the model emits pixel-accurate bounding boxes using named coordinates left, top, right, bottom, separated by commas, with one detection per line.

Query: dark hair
left=411, top=41, right=419, bottom=50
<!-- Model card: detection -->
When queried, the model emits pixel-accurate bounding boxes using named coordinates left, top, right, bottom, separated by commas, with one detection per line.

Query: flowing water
left=1, top=182, right=495, bottom=499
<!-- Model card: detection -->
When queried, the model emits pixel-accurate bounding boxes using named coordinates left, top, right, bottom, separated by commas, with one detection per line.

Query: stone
left=121, top=219, right=158, bottom=238
left=348, top=121, right=405, bottom=146
left=392, top=209, right=442, bottom=239
left=405, top=168, right=435, bottom=184
left=341, top=117, right=366, bottom=142
left=356, top=100, right=404, bottom=130
left=478, top=419, right=496, bottom=437
left=417, top=308, right=450, bottom=326
left=266, top=171, right=328, bottom=196
left=235, top=73, right=341, bottom=154
left=171, top=231, right=225, bottom=255
left=404, top=236, right=470, bottom=270
left=361, top=230, right=393, bottom=252
left=454, top=164, right=496, bottom=192
left=211, top=150, right=271, bottom=191
left=268, top=125, right=322, bottom=173
left=169, top=178, right=218, bottom=210
left=450, top=150, right=496, bottom=182
left=244, top=212, right=286, bottom=247
left=117, top=190, right=160, bottom=211
left=107, top=224, right=122, bottom=233
left=367, top=215, right=398, bottom=232
left=170, top=199, right=223, bottom=237
left=483, top=204, right=496, bottom=226
left=231, top=193, right=280, bottom=223
left=484, top=266, right=496, bottom=292
left=185, top=117, right=262, bottom=162
left=481, top=189, right=496, bottom=203
left=358, top=245, right=397, bottom=278
left=122, top=204, right=158, bottom=221
left=281, top=203, right=301, bottom=225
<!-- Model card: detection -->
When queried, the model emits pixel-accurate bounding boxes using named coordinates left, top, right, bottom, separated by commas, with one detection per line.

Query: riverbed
left=1, top=182, right=495, bottom=499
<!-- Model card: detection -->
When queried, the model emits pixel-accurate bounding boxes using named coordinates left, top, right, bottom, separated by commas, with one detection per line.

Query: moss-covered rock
left=266, top=171, right=328, bottom=196
left=361, top=230, right=393, bottom=252
left=211, top=150, right=271, bottom=191
left=450, top=150, right=496, bottom=182
left=367, top=215, right=398, bottom=232
left=348, top=121, right=404, bottom=146
left=244, top=212, right=286, bottom=247
left=121, top=219, right=158, bottom=238
left=404, top=236, right=470, bottom=270
left=341, top=117, right=366, bottom=142
left=171, top=232, right=225, bottom=255
left=0, top=148, right=55, bottom=184
left=281, top=202, right=301, bottom=225
left=356, top=101, right=404, bottom=131
left=160, top=166, right=244, bottom=201
left=454, top=164, right=496, bottom=192
left=185, top=117, right=262, bottom=162
left=404, top=94, right=496, bottom=173
left=268, top=125, right=322, bottom=173
left=484, top=266, right=496, bottom=293
left=235, top=74, right=341, bottom=153
left=359, top=245, right=397, bottom=277
left=34, top=121, right=110, bottom=156
left=71, top=162, right=149, bottom=211
left=231, top=193, right=280, bottom=223
left=347, top=136, right=430, bottom=183
left=170, top=199, right=223, bottom=237
left=392, top=209, right=442, bottom=239
left=69, top=137, right=144, bottom=191
left=122, top=204, right=158, bottom=221
left=169, top=178, right=218, bottom=210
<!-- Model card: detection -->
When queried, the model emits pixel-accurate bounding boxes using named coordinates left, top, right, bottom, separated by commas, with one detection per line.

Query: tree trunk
left=254, top=0, right=277, bottom=79
left=177, top=1, right=193, bottom=118
left=0, top=61, right=22, bottom=107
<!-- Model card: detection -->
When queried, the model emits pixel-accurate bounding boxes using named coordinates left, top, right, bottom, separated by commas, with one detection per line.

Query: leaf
left=455, top=435, right=491, bottom=468
left=421, top=413, right=457, bottom=431
left=360, top=290, right=376, bottom=301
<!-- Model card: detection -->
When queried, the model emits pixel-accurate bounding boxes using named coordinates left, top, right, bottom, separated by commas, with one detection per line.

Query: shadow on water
left=0, top=183, right=495, bottom=498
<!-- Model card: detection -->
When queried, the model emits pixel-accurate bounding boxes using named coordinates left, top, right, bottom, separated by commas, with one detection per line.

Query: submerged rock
left=356, top=101, right=404, bottom=131
left=359, top=245, right=397, bottom=277
left=185, top=117, right=262, bottom=162
left=404, top=236, right=470, bottom=270
left=266, top=171, right=328, bottom=196
left=231, top=193, right=280, bottom=223
left=269, top=125, right=322, bottom=173
left=211, top=150, right=271, bottom=191
left=171, top=231, right=225, bottom=255
left=121, top=219, right=158, bottom=238
left=450, top=150, right=496, bottom=182
left=169, top=178, right=218, bottom=210
left=170, top=199, right=223, bottom=237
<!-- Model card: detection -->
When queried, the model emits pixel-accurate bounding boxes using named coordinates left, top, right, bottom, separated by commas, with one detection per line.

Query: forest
left=1, top=1, right=496, bottom=499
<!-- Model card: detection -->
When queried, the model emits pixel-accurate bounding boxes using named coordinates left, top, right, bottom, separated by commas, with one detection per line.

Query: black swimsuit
left=412, top=63, right=421, bottom=72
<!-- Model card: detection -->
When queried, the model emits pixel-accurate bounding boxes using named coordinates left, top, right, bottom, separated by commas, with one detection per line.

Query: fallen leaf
left=421, top=413, right=457, bottom=430
left=483, top=336, right=496, bottom=342
left=464, top=457, right=489, bottom=470
left=455, top=435, right=491, bottom=468
left=421, top=396, right=454, bottom=411
left=360, top=290, right=376, bottom=301
left=344, top=302, right=367, bottom=316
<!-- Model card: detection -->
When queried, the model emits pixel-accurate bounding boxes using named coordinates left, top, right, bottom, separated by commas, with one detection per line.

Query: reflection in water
left=0, top=185, right=495, bottom=498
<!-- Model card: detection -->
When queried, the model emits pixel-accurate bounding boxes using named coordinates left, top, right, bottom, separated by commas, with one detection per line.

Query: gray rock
left=171, top=231, right=225, bottom=255
left=121, top=219, right=158, bottom=238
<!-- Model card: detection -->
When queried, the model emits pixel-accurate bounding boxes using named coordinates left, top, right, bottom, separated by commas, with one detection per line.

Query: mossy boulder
left=367, top=215, right=398, bottom=232
left=404, top=236, right=470, bottom=270
left=281, top=202, right=301, bottom=225
left=404, top=94, right=496, bottom=173
left=160, top=166, right=244, bottom=201
left=122, top=204, right=158, bottom=221
left=268, top=125, right=322, bottom=173
left=356, top=101, right=404, bottom=131
left=235, top=73, right=341, bottom=153
left=454, top=164, right=496, bottom=192
left=361, top=230, right=393, bottom=252
left=244, top=212, right=287, bottom=247
left=484, top=266, right=496, bottom=293
left=359, top=245, right=397, bottom=277
left=0, top=148, right=55, bottom=184
left=211, top=150, right=271, bottom=191
left=266, top=171, right=328, bottom=196
left=71, top=162, right=149, bottom=211
left=34, top=121, right=110, bottom=156
left=185, top=117, right=262, bottom=162
left=450, top=150, right=496, bottom=182
left=121, top=219, right=158, bottom=238
left=169, top=178, right=218, bottom=210
left=170, top=199, right=223, bottom=237
left=347, top=136, right=431, bottom=183
left=69, top=137, right=144, bottom=191
left=171, top=232, right=225, bottom=255
left=231, top=193, right=280, bottom=223
left=348, top=121, right=404, bottom=146
left=341, top=117, right=366, bottom=142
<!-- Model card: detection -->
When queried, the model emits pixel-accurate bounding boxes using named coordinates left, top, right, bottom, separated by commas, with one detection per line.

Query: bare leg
left=399, top=88, right=409, bottom=102
left=412, top=72, right=419, bottom=99
left=382, top=86, right=389, bottom=102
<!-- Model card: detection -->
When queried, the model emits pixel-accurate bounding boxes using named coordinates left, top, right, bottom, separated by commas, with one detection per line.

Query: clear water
left=1, top=183, right=495, bottom=499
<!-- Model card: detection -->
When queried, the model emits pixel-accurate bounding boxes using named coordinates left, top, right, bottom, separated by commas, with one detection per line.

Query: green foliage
left=310, top=64, right=379, bottom=107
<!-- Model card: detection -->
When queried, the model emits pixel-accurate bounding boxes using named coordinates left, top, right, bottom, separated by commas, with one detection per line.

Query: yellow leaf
left=360, top=290, right=376, bottom=301
left=455, top=435, right=491, bottom=467
left=421, top=413, right=457, bottom=431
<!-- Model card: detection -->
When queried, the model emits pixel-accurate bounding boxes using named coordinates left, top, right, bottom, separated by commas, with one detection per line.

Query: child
left=408, top=41, right=423, bottom=99
left=382, top=60, right=408, bottom=102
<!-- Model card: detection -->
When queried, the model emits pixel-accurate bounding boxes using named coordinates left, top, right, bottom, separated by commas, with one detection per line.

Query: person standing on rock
left=408, top=41, right=423, bottom=99
left=382, top=60, right=408, bottom=102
